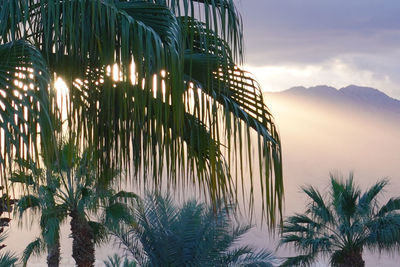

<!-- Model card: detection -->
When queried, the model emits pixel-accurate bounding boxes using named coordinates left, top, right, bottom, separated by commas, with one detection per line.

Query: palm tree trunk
left=46, top=237, right=60, bottom=267
left=70, top=209, right=95, bottom=267
left=337, top=249, right=365, bottom=267
left=45, top=170, right=61, bottom=267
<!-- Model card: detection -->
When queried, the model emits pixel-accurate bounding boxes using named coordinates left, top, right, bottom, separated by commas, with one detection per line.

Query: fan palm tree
left=13, top=140, right=137, bottom=267
left=280, top=173, right=400, bottom=267
left=0, top=0, right=283, bottom=224
left=111, top=193, right=277, bottom=267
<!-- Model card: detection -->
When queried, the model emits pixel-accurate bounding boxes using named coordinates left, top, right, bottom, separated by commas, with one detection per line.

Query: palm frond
left=365, top=213, right=400, bottom=251
left=181, top=19, right=282, bottom=222
left=280, top=253, right=317, bottom=267
left=301, top=185, right=332, bottom=223
left=0, top=40, right=52, bottom=178
left=15, top=195, right=41, bottom=217
left=21, top=237, right=44, bottom=267
left=330, top=174, right=360, bottom=222
left=0, top=251, right=18, bottom=267
left=358, top=179, right=388, bottom=215
left=377, top=197, right=400, bottom=216
left=88, top=221, right=109, bottom=245
left=103, top=254, right=137, bottom=267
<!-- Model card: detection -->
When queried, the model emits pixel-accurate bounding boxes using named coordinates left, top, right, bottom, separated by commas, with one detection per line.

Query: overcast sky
left=236, top=0, right=400, bottom=98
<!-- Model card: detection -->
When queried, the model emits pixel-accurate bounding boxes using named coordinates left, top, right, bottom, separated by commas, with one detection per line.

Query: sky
left=236, top=0, right=400, bottom=99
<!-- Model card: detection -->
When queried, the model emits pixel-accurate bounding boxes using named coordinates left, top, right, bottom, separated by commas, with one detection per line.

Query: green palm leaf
left=0, top=40, right=51, bottom=173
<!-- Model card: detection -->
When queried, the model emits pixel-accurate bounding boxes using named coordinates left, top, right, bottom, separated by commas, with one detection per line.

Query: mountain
left=268, top=85, right=400, bottom=116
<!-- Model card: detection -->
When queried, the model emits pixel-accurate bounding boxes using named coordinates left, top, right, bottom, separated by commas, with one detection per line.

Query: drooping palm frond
left=21, top=237, right=45, bottom=267
left=180, top=17, right=282, bottom=221
left=0, top=40, right=52, bottom=181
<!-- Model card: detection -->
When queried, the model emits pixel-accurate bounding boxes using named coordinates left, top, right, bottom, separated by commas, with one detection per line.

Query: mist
left=244, top=92, right=400, bottom=266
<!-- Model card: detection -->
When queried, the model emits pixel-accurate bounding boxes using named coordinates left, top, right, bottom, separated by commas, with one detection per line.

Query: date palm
left=0, top=0, right=283, bottom=224
left=280, top=173, right=400, bottom=267
left=111, top=193, right=277, bottom=267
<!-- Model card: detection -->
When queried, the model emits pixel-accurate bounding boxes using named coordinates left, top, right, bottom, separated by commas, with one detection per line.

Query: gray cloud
left=236, top=0, right=400, bottom=97
left=238, top=0, right=400, bottom=64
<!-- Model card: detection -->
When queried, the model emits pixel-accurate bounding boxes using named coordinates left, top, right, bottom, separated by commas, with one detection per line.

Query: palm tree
left=111, top=193, right=277, bottom=267
left=13, top=140, right=137, bottom=267
left=0, top=0, right=283, bottom=224
left=280, top=173, right=400, bottom=267
left=12, top=164, right=65, bottom=267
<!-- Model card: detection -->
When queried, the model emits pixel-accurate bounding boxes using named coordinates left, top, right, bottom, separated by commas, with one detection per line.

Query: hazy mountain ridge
left=267, top=85, right=400, bottom=115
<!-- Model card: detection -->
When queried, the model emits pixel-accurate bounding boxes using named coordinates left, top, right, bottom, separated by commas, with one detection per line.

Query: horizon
left=264, top=84, right=400, bottom=100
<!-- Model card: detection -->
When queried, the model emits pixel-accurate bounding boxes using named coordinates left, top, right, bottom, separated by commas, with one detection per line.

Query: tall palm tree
left=111, top=193, right=277, bottom=267
left=0, top=0, right=283, bottom=223
left=280, top=173, right=400, bottom=267
left=12, top=163, right=65, bottom=267
left=13, top=140, right=137, bottom=267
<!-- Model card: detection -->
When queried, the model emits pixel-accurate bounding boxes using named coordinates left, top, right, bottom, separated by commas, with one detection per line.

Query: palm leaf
left=21, top=237, right=44, bottom=266
left=280, top=253, right=317, bottom=267
left=0, top=40, right=51, bottom=178
left=0, top=251, right=18, bottom=267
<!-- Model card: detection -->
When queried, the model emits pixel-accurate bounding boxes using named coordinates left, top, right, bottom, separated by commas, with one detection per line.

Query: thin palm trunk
left=70, top=209, right=95, bottom=267
left=46, top=170, right=61, bottom=267
left=46, top=238, right=60, bottom=267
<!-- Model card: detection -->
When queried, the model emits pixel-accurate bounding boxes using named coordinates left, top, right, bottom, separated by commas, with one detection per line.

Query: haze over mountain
left=272, top=85, right=400, bottom=116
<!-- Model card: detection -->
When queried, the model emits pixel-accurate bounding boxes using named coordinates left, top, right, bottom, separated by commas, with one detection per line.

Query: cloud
left=236, top=0, right=400, bottom=98
left=245, top=56, right=400, bottom=98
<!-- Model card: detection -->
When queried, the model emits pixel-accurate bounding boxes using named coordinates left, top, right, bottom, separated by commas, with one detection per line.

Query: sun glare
left=55, top=77, right=69, bottom=120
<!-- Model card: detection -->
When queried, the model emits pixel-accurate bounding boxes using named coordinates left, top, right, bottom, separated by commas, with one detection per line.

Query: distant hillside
left=267, top=85, right=400, bottom=115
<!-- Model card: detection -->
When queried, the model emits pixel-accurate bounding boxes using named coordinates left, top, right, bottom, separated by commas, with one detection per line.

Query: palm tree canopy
left=110, top=193, right=277, bottom=267
left=280, top=173, right=400, bottom=267
left=0, top=0, right=283, bottom=223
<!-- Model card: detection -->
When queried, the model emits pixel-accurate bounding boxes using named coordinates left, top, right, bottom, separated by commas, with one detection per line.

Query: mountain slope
left=269, top=85, right=400, bottom=115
